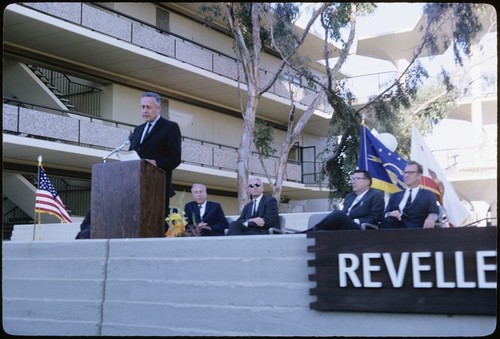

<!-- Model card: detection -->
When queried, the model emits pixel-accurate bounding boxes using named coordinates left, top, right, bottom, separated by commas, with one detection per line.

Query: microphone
left=103, top=132, right=132, bottom=163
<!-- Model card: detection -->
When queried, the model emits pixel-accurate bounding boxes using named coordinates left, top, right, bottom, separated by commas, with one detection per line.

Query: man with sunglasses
left=379, top=160, right=439, bottom=229
left=227, top=178, right=280, bottom=235
left=306, top=169, right=384, bottom=232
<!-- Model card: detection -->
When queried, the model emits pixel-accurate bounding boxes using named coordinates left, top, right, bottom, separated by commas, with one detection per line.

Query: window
left=156, top=7, right=170, bottom=32
left=283, top=72, right=301, bottom=85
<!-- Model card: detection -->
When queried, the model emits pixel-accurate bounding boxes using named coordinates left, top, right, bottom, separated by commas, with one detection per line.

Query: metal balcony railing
left=342, top=70, right=497, bottom=103
left=29, top=65, right=102, bottom=116
left=9, top=3, right=497, bottom=183
left=19, top=2, right=323, bottom=111
left=2, top=101, right=306, bottom=184
left=432, top=145, right=497, bottom=173
left=16, top=3, right=496, bottom=114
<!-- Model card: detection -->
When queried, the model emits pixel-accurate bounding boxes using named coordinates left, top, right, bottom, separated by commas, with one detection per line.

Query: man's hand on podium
left=145, top=159, right=157, bottom=167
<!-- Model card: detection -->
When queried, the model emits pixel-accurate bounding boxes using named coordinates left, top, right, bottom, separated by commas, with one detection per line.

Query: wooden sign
left=307, top=227, right=496, bottom=315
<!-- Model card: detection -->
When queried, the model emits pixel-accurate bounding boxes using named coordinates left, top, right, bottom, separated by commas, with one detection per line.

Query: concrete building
left=2, top=3, right=497, bottom=236
left=2, top=3, right=497, bottom=336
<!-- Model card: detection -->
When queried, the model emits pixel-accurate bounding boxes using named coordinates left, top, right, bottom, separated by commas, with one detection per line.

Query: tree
left=314, top=3, right=490, bottom=200
left=262, top=3, right=365, bottom=202
left=200, top=3, right=489, bottom=208
left=200, top=3, right=328, bottom=210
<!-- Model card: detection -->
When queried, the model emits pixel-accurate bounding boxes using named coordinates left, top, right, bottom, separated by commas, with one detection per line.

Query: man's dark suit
left=227, top=195, right=280, bottom=235
left=184, top=201, right=228, bottom=236
left=380, top=187, right=439, bottom=229
left=313, top=188, right=385, bottom=231
left=129, top=116, right=182, bottom=216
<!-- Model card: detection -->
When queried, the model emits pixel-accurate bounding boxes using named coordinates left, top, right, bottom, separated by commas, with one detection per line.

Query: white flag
left=410, top=127, right=470, bottom=226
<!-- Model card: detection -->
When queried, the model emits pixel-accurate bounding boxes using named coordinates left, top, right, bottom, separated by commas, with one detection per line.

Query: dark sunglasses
left=248, top=183, right=262, bottom=188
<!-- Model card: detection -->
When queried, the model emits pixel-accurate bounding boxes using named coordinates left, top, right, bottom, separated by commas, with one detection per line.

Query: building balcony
left=2, top=101, right=329, bottom=201
left=4, top=2, right=332, bottom=136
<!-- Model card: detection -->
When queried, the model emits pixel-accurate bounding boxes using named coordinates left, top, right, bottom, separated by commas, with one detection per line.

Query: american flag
left=35, top=167, right=72, bottom=223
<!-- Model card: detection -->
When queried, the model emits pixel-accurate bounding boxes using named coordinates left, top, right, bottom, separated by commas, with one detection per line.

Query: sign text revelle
left=308, top=227, right=496, bottom=315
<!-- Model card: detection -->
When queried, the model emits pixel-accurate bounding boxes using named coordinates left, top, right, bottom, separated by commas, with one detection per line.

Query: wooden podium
left=90, top=160, right=166, bottom=239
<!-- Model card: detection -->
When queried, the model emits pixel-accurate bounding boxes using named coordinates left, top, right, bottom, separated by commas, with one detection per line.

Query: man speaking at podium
left=129, top=91, right=182, bottom=218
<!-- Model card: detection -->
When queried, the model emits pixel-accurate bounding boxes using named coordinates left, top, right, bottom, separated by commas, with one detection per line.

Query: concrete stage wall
left=2, top=235, right=495, bottom=336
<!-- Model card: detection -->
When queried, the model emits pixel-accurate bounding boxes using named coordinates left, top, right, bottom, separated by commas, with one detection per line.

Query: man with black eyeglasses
left=305, top=169, right=385, bottom=232
left=379, top=160, right=439, bottom=229
left=226, top=177, right=280, bottom=235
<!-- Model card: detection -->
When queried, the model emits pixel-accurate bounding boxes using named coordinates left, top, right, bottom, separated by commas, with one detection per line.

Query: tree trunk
left=272, top=91, right=326, bottom=203
left=236, top=92, right=259, bottom=212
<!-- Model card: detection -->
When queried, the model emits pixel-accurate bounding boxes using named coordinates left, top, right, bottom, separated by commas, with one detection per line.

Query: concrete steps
left=9, top=212, right=329, bottom=241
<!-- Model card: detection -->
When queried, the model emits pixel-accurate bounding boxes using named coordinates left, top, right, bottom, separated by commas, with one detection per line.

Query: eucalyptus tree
left=200, top=3, right=490, bottom=207
left=316, top=3, right=491, bottom=200
left=200, top=2, right=330, bottom=210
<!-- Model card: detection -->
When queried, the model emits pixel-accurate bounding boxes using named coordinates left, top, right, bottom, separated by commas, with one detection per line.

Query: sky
left=343, top=3, right=424, bottom=75
left=298, top=2, right=496, bottom=75
left=299, top=2, right=424, bottom=36
left=298, top=3, right=425, bottom=76
left=299, top=3, right=496, bottom=85
left=297, top=3, right=497, bottom=157
left=355, top=3, right=423, bottom=36
left=298, top=3, right=495, bottom=77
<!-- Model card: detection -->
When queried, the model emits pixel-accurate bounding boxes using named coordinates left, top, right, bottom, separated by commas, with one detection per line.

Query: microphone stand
left=103, top=140, right=130, bottom=163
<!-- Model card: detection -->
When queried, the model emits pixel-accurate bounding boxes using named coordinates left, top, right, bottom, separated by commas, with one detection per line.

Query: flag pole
left=37, top=212, right=42, bottom=241
left=360, top=123, right=368, bottom=170
left=34, top=156, right=43, bottom=241
left=32, top=216, right=36, bottom=241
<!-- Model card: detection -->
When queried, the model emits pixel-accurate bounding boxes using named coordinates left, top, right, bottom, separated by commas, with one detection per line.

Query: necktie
left=140, top=123, right=152, bottom=143
left=252, top=200, right=257, bottom=217
left=347, top=195, right=361, bottom=215
left=405, top=189, right=412, bottom=208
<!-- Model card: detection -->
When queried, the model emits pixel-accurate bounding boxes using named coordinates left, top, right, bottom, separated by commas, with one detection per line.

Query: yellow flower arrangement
left=165, top=191, right=188, bottom=237
left=165, top=210, right=188, bottom=237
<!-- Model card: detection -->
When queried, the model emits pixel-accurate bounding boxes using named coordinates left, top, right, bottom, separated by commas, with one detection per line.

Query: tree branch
left=259, top=3, right=329, bottom=95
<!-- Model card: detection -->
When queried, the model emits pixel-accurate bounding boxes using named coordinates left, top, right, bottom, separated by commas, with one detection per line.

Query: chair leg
left=269, top=227, right=284, bottom=234
left=361, top=223, right=379, bottom=230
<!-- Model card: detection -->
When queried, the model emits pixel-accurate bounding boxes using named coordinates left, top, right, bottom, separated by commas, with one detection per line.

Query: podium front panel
left=91, top=160, right=166, bottom=239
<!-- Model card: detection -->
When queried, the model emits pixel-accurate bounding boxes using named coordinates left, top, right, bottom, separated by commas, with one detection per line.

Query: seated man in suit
left=306, top=169, right=385, bottom=231
left=184, top=183, right=228, bottom=236
left=75, top=211, right=91, bottom=239
left=227, top=178, right=280, bottom=235
left=379, top=160, right=439, bottom=229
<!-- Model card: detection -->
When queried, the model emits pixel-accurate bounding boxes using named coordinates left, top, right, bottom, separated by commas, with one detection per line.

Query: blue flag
left=358, top=125, right=407, bottom=193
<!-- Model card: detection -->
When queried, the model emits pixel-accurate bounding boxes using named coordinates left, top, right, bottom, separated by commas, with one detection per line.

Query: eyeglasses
left=350, top=177, right=368, bottom=181
left=248, top=183, right=262, bottom=188
left=403, top=171, right=419, bottom=175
